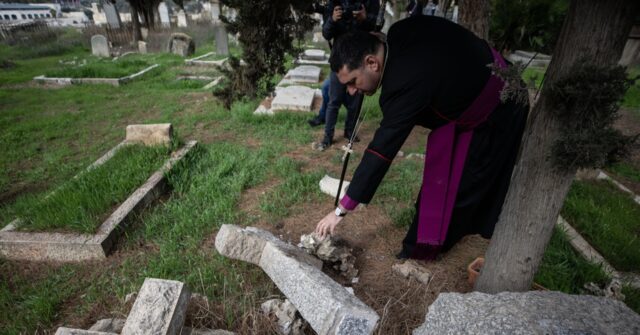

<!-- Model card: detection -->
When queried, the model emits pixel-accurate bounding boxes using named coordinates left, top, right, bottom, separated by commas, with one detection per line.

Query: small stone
left=392, top=260, right=432, bottom=285
left=261, top=298, right=306, bottom=335
left=300, top=233, right=358, bottom=280
left=125, top=292, right=137, bottom=304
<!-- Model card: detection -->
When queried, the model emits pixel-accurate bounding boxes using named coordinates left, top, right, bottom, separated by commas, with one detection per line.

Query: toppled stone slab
left=300, top=233, right=358, bottom=280
left=271, top=85, right=315, bottom=112
left=261, top=298, right=306, bottom=335
left=285, top=65, right=321, bottom=83
left=392, top=260, right=432, bottom=285
left=412, top=291, right=640, bottom=335
left=215, top=225, right=321, bottom=268
left=122, top=278, right=191, bottom=335
left=89, top=318, right=126, bottom=333
left=56, top=328, right=117, bottom=335
left=126, top=123, right=173, bottom=146
left=181, top=329, right=235, bottom=335
left=319, top=175, right=350, bottom=200
left=216, top=225, right=379, bottom=334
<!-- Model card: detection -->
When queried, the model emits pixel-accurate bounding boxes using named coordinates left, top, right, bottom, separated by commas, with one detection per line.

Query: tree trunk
left=131, top=6, right=142, bottom=43
left=458, top=0, right=490, bottom=40
left=474, top=0, right=639, bottom=294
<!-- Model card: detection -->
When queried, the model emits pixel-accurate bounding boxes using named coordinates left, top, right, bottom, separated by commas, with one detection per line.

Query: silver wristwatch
left=335, top=207, right=347, bottom=217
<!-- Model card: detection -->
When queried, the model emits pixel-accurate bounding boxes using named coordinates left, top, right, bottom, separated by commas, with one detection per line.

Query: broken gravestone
left=299, top=233, right=358, bottom=281
left=168, top=33, right=195, bottom=57
left=261, top=298, right=307, bottom=335
left=319, top=175, right=350, bottom=200
left=412, top=291, right=640, bottom=335
left=121, top=278, right=191, bottom=335
left=215, top=225, right=379, bottom=334
left=91, top=35, right=110, bottom=58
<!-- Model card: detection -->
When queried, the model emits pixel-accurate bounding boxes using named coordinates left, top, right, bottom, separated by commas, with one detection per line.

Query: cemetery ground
left=1, top=41, right=640, bottom=334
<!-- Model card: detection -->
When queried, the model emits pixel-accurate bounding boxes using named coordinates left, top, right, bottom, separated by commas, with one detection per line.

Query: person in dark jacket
left=315, top=16, right=529, bottom=261
left=311, top=0, right=380, bottom=149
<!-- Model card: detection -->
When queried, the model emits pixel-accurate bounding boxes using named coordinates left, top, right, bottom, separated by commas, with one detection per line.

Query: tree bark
left=131, top=5, right=142, bottom=43
left=458, top=0, right=490, bottom=40
left=474, top=0, right=639, bottom=294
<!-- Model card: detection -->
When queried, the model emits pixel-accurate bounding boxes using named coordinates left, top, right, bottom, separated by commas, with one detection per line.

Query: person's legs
left=308, top=78, right=330, bottom=127
left=322, top=72, right=346, bottom=147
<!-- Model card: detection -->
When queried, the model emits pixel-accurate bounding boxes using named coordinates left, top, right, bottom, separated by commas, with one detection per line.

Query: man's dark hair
left=330, top=30, right=381, bottom=72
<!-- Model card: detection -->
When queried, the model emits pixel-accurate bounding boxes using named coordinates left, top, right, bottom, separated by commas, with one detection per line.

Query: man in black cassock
left=315, top=16, right=529, bottom=260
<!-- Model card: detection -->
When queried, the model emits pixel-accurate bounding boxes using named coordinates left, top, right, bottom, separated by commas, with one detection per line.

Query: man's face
left=336, top=57, right=381, bottom=96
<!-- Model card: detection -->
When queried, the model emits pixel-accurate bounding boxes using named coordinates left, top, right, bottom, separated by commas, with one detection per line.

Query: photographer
left=313, top=0, right=380, bottom=150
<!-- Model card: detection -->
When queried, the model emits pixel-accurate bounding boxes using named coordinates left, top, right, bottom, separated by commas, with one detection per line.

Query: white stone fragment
left=392, top=260, right=432, bottom=285
left=319, top=175, right=350, bottom=200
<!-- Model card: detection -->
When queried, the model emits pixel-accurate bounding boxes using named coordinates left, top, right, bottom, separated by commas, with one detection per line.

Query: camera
left=338, top=1, right=363, bottom=23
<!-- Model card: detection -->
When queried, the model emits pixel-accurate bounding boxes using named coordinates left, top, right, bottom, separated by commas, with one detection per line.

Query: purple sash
left=416, top=48, right=507, bottom=247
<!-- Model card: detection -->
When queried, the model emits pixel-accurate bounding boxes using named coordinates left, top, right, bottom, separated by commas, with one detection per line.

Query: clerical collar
left=377, top=41, right=389, bottom=90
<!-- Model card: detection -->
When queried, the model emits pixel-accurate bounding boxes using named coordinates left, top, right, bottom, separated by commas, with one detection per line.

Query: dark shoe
left=308, top=117, right=324, bottom=127
left=344, top=132, right=361, bottom=143
left=312, top=136, right=333, bottom=151
left=395, top=249, right=412, bottom=260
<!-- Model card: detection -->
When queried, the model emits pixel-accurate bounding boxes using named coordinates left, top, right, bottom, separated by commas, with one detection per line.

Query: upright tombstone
left=91, top=34, right=110, bottom=57
left=138, top=41, right=147, bottom=54
left=102, top=0, right=121, bottom=29
left=177, top=10, right=188, bottom=28
left=168, top=33, right=195, bottom=57
left=210, top=0, right=221, bottom=23
left=158, top=2, right=170, bottom=28
left=215, top=24, right=229, bottom=56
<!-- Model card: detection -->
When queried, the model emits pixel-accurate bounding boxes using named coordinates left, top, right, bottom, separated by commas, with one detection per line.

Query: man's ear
left=364, top=54, right=379, bottom=72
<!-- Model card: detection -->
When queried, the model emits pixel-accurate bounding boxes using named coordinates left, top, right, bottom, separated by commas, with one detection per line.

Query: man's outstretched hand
left=315, top=210, right=344, bottom=239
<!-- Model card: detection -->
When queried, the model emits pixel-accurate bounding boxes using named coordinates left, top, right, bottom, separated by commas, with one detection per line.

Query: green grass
left=623, top=66, right=640, bottom=110
left=561, top=179, right=640, bottom=273
left=13, top=144, right=171, bottom=233
left=45, top=57, right=153, bottom=79
left=522, top=66, right=545, bottom=89
left=535, top=226, right=610, bottom=293
left=608, top=161, right=640, bottom=183
left=622, top=286, right=640, bottom=314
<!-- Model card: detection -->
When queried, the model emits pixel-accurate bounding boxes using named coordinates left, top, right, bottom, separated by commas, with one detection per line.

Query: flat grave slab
left=33, top=64, right=160, bottom=87
left=271, top=85, right=316, bottom=112
left=0, top=126, right=198, bottom=262
left=185, top=52, right=228, bottom=67
left=284, top=65, right=321, bottom=84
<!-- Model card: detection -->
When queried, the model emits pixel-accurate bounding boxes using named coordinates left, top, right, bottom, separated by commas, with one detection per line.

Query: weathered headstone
left=138, top=41, right=147, bottom=54
left=91, top=34, right=110, bottom=58
left=413, top=291, right=640, bottom=335
left=286, top=65, right=321, bottom=83
left=102, top=0, right=121, bottom=29
left=158, top=2, right=170, bottom=28
left=210, top=0, right=221, bottom=23
left=121, top=278, right=191, bottom=335
left=215, top=24, right=229, bottom=56
left=168, top=33, right=195, bottom=57
left=319, top=175, right=349, bottom=200
left=215, top=225, right=379, bottom=335
left=177, top=10, right=188, bottom=28
left=271, top=85, right=316, bottom=112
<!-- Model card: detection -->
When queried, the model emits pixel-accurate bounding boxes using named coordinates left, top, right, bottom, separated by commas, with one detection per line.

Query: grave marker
left=271, top=85, right=316, bottom=112
left=168, top=33, right=195, bottom=57
left=177, top=10, right=188, bottom=27
left=102, top=1, right=121, bottom=29
left=158, top=2, right=170, bottom=28
left=91, top=35, right=110, bottom=58
left=215, top=24, right=229, bottom=56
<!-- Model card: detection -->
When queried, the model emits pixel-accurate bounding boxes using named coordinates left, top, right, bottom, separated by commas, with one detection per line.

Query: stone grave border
left=185, top=52, right=228, bottom=67
left=556, top=170, right=640, bottom=289
left=33, top=64, right=160, bottom=87
left=0, top=140, right=198, bottom=262
left=176, top=74, right=224, bottom=89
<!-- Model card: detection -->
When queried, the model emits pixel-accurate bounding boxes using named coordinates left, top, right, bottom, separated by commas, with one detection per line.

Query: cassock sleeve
left=344, top=76, right=432, bottom=206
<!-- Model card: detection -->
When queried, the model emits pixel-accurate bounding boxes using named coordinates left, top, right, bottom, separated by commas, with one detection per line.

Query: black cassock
left=342, top=16, right=529, bottom=254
